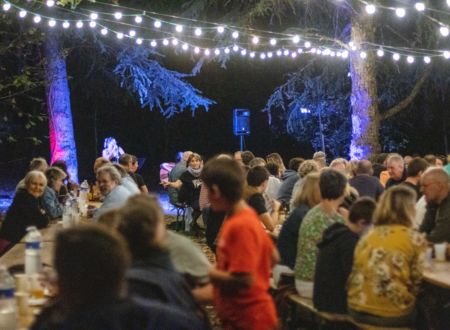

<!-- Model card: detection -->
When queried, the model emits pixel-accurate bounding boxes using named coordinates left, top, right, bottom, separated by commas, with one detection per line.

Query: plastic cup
left=14, top=274, right=29, bottom=292
left=29, top=274, right=45, bottom=300
left=15, top=292, right=29, bottom=316
left=434, top=243, right=447, bottom=262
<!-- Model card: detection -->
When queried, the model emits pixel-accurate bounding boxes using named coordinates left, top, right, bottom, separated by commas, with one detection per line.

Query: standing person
left=385, top=154, right=407, bottom=188
left=0, top=171, right=49, bottom=250
left=294, top=169, right=347, bottom=298
left=202, top=157, right=279, bottom=330
left=347, top=186, right=426, bottom=327
left=313, top=197, right=376, bottom=314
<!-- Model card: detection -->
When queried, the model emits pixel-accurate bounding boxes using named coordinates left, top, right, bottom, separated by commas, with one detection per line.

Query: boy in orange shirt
left=202, top=157, right=279, bottom=330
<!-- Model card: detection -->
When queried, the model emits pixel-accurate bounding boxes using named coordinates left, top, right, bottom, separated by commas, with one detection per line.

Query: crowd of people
left=0, top=149, right=449, bottom=328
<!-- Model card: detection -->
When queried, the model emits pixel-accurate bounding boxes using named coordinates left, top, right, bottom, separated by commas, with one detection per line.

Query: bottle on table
left=0, top=265, right=17, bottom=330
left=24, top=226, right=42, bottom=275
left=78, top=180, right=89, bottom=216
left=62, top=199, right=73, bottom=228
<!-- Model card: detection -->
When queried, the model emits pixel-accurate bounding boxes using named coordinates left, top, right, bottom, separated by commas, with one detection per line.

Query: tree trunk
left=349, top=15, right=381, bottom=159
left=44, top=31, right=79, bottom=182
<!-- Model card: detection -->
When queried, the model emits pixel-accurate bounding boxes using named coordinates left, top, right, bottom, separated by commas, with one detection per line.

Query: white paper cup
left=14, top=274, right=29, bottom=292
left=15, top=292, right=29, bottom=316
left=434, top=243, right=447, bottom=262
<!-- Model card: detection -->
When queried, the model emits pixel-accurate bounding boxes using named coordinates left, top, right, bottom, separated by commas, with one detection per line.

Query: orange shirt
left=214, top=207, right=277, bottom=330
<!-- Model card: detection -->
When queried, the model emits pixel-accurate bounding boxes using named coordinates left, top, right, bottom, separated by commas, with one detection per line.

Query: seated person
left=276, top=173, right=320, bottom=270
left=112, top=163, right=140, bottom=195
left=52, top=159, right=78, bottom=201
left=0, top=171, right=49, bottom=250
left=244, top=166, right=280, bottom=232
left=31, top=226, right=204, bottom=330
left=313, top=197, right=376, bottom=314
left=118, top=195, right=209, bottom=326
left=294, top=169, right=347, bottom=298
left=347, top=186, right=426, bottom=327
left=42, top=167, right=66, bottom=219
left=277, top=157, right=304, bottom=204
left=16, top=157, right=49, bottom=191
left=119, top=154, right=148, bottom=193
left=94, top=165, right=132, bottom=218
left=265, top=162, right=282, bottom=200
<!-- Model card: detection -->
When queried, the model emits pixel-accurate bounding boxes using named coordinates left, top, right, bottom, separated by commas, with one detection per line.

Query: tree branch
left=380, top=66, right=431, bottom=121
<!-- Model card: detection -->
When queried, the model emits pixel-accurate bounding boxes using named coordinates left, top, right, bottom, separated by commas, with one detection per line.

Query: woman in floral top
left=347, top=186, right=426, bottom=327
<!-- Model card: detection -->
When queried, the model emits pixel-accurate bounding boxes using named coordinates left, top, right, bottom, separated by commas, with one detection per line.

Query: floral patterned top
left=347, top=225, right=426, bottom=318
left=294, top=204, right=344, bottom=281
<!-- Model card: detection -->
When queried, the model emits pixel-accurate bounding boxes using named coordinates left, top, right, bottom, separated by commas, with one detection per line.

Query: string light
left=304, top=41, right=311, bottom=48
left=171, top=38, right=178, bottom=46
left=260, top=53, right=266, bottom=60
left=114, top=12, right=122, bottom=20
left=267, top=52, right=273, bottom=58
left=283, top=49, right=290, bottom=56
left=136, top=38, right=143, bottom=45
left=233, top=45, right=239, bottom=52
left=276, top=50, right=282, bottom=56
left=414, top=2, right=425, bottom=12
left=292, top=35, right=300, bottom=44
left=424, top=56, right=431, bottom=64
left=224, top=47, right=230, bottom=54
left=365, top=4, right=376, bottom=15
left=162, top=39, right=169, bottom=46
left=18, top=10, right=27, bottom=18
left=214, top=49, right=220, bottom=55
left=129, top=30, right=136, bottom=37
left=250, top=52, right=255, bottom=58
left=217, top=26, right=225, bottom=33
left=447, top=0, right=450, bottom=8
left=232, top=31, right=239, bottom=39
left=63, top=21, right=70, bottom=29
left=182, top=43, right=189, bottom=51
left=100, top=27, right=108, bottom=35
left=90, top=12, right=98, bottom=20
left=116, top=32, right=124, bottom=39
left=33, top=15, right=41, bottom=23
left=48, top=19, right=56, bottom=27
left=360, top=51, right=367, bottom=59
left=406, top=56, right=414, bottom=63
left=76, top=20, right=83, bottom=28
left=134, top=16, right=142, bottom=24
left=376, top=49, right=384, bottom=57
left=270, top=38, right=277, bottom=46
left=194, top=47, right=200, bottom=54
left=2, top=2, right=10, bottom=11
left=395, top=8, right=406, bottom=18
left=444, top=51, right=450, bottom=59
left=393, top=53, right=400, bottom=61
left=194, top=28, right=202, bottom=36
left=204, top=49, right=210, bottom=56
left=175, top=24, right=183, bottom=33
left=440, top=26, right=449, bottom=37
left=150, top=40, right=157, bottom=47
left=241, top=49, right=247, bottom=56
left=153, top=20, right=162, bottom=28
left=46, top=0, right=55, bottom=7
left=252, top=36, right=259, bottom=44
left=89, top=21, right=96, bottom=28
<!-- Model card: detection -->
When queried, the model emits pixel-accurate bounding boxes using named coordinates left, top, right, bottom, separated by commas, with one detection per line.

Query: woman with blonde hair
left=276, top=173, right=321, bottom=270
left=347, top=185, right=426, bottom=327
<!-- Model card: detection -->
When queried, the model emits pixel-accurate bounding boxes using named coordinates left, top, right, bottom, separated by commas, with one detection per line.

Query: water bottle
left=0, top=265, right=17, bottom=330
left=78, top=180, right=89, bottom=216
left=24, top=226, right=42, bottom=275
left=62, top=198, right=73, bottom=228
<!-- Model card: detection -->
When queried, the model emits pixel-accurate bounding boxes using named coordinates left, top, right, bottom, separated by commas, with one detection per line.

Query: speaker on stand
left=233, top=109, right=250, bottom=151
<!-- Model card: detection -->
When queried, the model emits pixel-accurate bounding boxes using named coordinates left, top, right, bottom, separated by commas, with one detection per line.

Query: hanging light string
left=2, top=0, right=449, bottom=65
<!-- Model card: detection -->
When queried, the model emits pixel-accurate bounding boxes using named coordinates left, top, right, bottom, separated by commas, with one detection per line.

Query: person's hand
left=338, top=207, right=349, bottom=220
left=272, top=199, right=281, bottom=212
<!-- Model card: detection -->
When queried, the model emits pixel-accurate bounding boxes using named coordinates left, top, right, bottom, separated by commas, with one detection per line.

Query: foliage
left=113, top=47, right=215, bottom=117
left=0, top=13, right=47, bottom=146
left=264, top=61, right=351, bottom=158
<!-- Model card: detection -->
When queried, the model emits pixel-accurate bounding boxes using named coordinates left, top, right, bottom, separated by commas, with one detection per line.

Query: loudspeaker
left=233, top=109, right=250, bottom=136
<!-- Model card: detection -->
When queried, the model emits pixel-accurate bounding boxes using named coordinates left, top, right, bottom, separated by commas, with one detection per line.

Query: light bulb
left=330, top=51, right=336, bottom=57
left=365, top=4, right=376, bottom=15
left=114, top=12, right=122, bottom=20
left=250, top=52, right=255, bottom=58
left=162, top=39, right=169, bottom=46
left=194, top=28, right=202, bottom=36
left=48, top=19, right=56, bottom=27
left=204, top=49, right=210, bottom=56
left=393, top=53, right=400, bottom=61
left=134, top=16, right=142, bottom=24
left=63, top=21, right=71, bottom=29
left=129, top=30, right=136, bottom=37
left=232, top=31, right=239, bottom=39
left=440, top=26, right=449, bottom=37
left=395, top=8, right=405, bottom=18
left=194, top=47, right=200, bottom=54
left=150, top=40, right=157, bottom=47
left=241, top=49, right=247, bottom=56
left=136, top=38, right=143, bottom=45
left=292, top=35, right=300, bottom=43
left=311, top=48, right=317, bottom=54
left=33, top=15, right=42, bottom=23
left=233, top=45, right=239, bottom=52
left=291, top=52, right=297, bottom=58
left=270, top=38, right=277, bottom=46
left=267, top=52, right=273, bottom=58
left=182, top=43, right=189, bottom=51
left=376, top=49, right=384, bottom=57
left=224, top=48, right=230, bottom=54
left=76, top=21, right=83, bottom=28
left=276, top=50, right=282, bottom=56
left=252, top=36, right=259, bottom=44
left=407, top=56, right=414, bottom=63
left=447, top=0, right=450, bottom=7
left=171, top=38, right=178, bottom=46
left=260, top=53, right=266, bottom=59
left=154, top=20, right=162, bottom=28
left=337, top=52, right=342, bottom=57
left=214, top=49, right=220, bottom=55
left=175, top=25, right=183, bottom=33
left=297, top=48, right=303, bottom=53
left=342, top=50, right=349, bottom=58
left=414, top=2, right=425, bottom=11
left=19, top=10, right=27, bottom=18
left=2, top=2, right=11, bottom=11
left=217, top=26, right=225, bottom=33
left=424, top=56, right=431, bottom=64
left=304, top=41, right=311, bottom=48
left=46, top=0, right=55, bottom=7
left=116, top=32, right=124, bottom=39
left=283, top=49, right=290, bottom=56
left=89, top=21, right=96, bottom=28
left=100, top=28, right=108, bottom=35
left=444, top=51, right=450, bottom=59
left=90, top=13, right=98, bottom=20
left=317, top=50, right=322, bottom=55
left=323, top=49, right=331, bottom=55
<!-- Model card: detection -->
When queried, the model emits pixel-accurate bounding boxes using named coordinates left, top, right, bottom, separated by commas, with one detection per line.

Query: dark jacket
left=420, top=195, right=450, bottom=243
left=126, top=250, right=209, bottom=327
left=276, top=204, right=310, bottom=269
left=313, top=222, right=359, bottom=314
left=349, top=175, right=384, bottom=200
left=277, top=170, right=300, bottom=204
left=31, top=298, right=206, bottom=330
left=178, top=171, right=201, bottom=209
left=385, top=170, right=407, bottom=189
left=0, top=190, right=49, bottom=244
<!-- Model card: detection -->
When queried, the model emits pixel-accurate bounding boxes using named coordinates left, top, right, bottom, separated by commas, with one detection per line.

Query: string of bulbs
left=2, top=0, right=450, bottom=65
